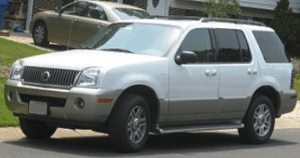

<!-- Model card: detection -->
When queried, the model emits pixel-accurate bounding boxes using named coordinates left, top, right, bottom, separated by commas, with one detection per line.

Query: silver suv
left=5, top=17, right=297, bottom=152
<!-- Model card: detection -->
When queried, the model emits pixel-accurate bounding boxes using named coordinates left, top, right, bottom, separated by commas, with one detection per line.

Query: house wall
left=133, top=0, right=147, bottom=10
left=33, top=0, right=63, bottom=14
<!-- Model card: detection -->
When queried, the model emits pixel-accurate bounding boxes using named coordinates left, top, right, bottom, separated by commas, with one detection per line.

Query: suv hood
left=22, top=50, right=166, bottom=70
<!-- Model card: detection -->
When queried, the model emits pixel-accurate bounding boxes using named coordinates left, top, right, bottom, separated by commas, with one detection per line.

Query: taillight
left=291, top=70, right=295, bottom=89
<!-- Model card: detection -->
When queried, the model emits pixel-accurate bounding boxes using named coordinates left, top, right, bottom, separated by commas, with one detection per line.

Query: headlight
left=76, top=68, right=101, bottom=88
left=10, top=60, right=24, bottom=80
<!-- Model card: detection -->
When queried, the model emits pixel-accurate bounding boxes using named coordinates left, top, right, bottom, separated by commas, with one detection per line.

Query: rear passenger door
left=214, top=29, right=260, bottom=119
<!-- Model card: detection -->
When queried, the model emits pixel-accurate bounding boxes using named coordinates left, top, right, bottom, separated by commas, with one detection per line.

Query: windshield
left=113, top=8, right=150, bottom=20
left=83, top=23, right=181, bottom=57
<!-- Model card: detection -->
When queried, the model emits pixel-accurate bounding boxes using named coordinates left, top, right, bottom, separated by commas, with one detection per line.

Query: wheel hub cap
left=132, top=118, right=140, bottom=130
left=258, top=115, right=265, bottom=126
left=127, top=106, right=147, bottom=144
left=253, top=104, right=272, bottom=137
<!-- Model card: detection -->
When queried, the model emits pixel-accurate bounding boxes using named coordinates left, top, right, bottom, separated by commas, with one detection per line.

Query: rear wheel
left=20, top=118, right=56, bottom=139
left=33, top=22, right=49, bottom=46
left=108, top=94, right=150, bottom=152
left=239, top=95, right=275, bottom=144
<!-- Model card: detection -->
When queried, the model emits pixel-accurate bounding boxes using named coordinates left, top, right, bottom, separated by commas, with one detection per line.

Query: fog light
left=74, top=98, right=85, bottom=110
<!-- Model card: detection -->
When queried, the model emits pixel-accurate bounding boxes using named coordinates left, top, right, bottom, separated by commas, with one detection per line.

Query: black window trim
left=212, top=28, right=252, bottom=64
left=175, top=28, right=217, bottom=65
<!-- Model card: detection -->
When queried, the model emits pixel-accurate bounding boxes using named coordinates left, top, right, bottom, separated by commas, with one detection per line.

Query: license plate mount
left=28, top=100, right=48, bottom=116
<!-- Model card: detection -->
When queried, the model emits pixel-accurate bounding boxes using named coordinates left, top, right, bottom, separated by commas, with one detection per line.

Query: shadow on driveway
left=4, top=130, right=299, bottom=157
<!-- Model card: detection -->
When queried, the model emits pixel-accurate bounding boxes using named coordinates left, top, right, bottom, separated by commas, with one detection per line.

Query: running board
left=152, top=123, right=244, bottom=134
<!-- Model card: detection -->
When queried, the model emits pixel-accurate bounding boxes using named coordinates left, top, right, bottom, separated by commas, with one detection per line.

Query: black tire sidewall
left=108, top=94, right=151, bottom=152
left=20, top=118, right=56, bottom=139
left=243, top=95, right=275, bottom=143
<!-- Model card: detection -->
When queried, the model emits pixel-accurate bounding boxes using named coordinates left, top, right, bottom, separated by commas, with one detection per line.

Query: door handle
left=73, top=18, right=78, bottom=22
left=253, top=68, right=258, bottom=74
left=211, top=69, right=217, bottom=76
left=205, top=69, right=211, bottom=76
left=205, top=69, right=217, bottom=76
left=248, top=68, right=258, bottom=75
left=98, top=24, right=102, bottom=28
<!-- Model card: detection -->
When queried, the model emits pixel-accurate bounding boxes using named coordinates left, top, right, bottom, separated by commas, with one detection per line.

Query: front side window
left=180, top=29, right=214, bottom=63
left=82, top=23, right=181, bottom=57
left=62, top=2, right=89, bottom=16
left=113, top=8, right=150, bottom=20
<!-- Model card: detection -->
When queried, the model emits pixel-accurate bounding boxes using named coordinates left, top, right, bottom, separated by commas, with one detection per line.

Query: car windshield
left=113, top=8, right=150, bottom=20
left=82, top=23, right=181, bottom=57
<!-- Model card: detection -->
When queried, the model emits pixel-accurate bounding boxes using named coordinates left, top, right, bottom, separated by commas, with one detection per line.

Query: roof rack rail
left=147, top=16, right=266, bottom=26
left=200, top=18, right=266, bottom=26
left=147, top=15, right=202, bottom=21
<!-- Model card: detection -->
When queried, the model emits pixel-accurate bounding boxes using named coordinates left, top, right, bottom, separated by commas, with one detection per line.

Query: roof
left=118, top=17, right=274, bottom=32
left=80, top=0, right=145, bottom=10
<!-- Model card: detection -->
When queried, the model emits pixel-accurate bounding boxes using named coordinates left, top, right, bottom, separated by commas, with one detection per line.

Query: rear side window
left=237, top=31, right=251, bottom=62
left=215, top=29, right=251, bottom=63
left=215, top=29, right=240, bottom=62
left=253, top=31, right=290, bottom=63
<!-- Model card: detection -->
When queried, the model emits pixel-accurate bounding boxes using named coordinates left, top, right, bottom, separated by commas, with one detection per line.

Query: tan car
left=30, top=0, right=150, bottom=48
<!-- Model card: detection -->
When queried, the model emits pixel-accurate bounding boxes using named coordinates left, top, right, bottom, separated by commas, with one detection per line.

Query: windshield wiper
left=100, top=48, right=134, bottom=54
left=82, top=46, right=92, bottom=49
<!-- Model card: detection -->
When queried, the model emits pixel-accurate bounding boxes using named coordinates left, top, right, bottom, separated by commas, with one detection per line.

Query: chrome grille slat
left=22, top=66, right=80, bottom=89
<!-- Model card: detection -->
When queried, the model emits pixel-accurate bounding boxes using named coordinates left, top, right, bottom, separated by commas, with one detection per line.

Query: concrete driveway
left=0, top=31, right=69, bottom=52
left=0, top=102, right=299, bottom=143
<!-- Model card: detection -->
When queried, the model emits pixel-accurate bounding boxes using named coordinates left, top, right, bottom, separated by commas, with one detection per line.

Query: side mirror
left=175, top=51, right=197, bottom=65
left=54, top=7, right=61, bottom=14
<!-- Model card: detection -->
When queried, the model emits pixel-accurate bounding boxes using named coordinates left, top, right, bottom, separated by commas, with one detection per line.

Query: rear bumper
left=277, top=89, right=297, bottom=116
left=5, top=80, right=122, bottom=126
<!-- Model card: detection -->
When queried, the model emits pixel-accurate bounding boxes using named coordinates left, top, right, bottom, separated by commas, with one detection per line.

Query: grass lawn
left=294, top=72, right=300, bottom=100
left=0, top=38, right=48, bottom=127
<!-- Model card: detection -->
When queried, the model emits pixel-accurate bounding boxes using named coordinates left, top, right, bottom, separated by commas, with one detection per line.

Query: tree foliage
left=205, top=0, right=242, bottom=18
left=269, top=0, right=299, bottom=53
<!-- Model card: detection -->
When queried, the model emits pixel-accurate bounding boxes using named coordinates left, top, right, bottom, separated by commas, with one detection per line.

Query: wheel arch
left=109, top=85, right=160, bottom=124
left=249, top=86, right=281, bottom=117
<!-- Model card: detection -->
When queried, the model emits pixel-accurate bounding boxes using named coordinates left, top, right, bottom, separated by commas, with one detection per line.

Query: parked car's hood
left=22, top=49, right=166, bottom=70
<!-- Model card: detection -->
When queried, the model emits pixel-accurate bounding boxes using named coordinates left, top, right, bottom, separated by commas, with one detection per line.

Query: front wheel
left=239, top=95, right=275, bottom=144
left=20, top=118, right=57, bottom=139
left=108, top=94, right=151, bottom=152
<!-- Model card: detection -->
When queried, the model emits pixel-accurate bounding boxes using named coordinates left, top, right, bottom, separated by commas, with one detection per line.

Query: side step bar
left=152, top=122, right=244, bottom=134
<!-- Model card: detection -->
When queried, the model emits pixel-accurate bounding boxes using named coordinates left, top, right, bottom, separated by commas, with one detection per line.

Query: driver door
left=47, top=2, right=89, bottom=46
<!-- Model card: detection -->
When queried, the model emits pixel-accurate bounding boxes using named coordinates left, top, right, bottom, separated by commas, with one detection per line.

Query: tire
left=20, top=118, right=57, bottom=139
left=238, top=95, right=275, bottom=144
left=33, top=22, right=49, bottom=46
left=108, top=94, right=151, bottom=152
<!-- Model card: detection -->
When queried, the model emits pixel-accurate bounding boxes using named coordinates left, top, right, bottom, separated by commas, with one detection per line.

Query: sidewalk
left=0, top=102, right=299, bottom=142
left=0, top=30, right=68, bottom=52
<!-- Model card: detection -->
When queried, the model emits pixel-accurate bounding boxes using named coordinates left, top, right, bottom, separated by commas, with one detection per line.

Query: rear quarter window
left=253, top=31, right=290, bottom=63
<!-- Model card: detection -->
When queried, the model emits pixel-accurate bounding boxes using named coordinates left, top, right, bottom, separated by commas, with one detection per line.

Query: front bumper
left=4, top=80, right=122, bottom=126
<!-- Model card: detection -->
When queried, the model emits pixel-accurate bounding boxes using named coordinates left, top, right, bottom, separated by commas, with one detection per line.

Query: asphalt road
left=0, top=129, right=299, bottom=158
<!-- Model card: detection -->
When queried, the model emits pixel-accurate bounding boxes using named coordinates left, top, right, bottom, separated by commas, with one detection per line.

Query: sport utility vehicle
left=5, top=17, right=297, bottom=152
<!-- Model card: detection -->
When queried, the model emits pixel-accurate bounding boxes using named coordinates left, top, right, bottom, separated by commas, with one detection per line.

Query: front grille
left=22, top=66, right=80, bottom=89
left=20, top=94, right=66, bottom=107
